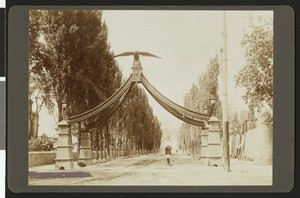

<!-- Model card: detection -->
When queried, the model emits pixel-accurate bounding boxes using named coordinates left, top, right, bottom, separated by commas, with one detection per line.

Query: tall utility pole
left=221, top=11, right=230, bottom=172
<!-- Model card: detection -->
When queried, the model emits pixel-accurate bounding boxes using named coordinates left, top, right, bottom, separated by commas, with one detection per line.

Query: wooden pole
left=221, top=11, right=230, bottom=172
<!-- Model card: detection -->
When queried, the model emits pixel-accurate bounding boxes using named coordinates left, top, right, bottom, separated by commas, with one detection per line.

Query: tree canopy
left=235, top=16, right=273, bottom=123
left=178, top=54, right=222, bottom=154
left=29, top=10, right=121, bottom=121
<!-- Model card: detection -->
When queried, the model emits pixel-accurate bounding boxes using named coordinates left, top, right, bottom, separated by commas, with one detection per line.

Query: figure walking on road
left=165, top=146, right=172, bottom=165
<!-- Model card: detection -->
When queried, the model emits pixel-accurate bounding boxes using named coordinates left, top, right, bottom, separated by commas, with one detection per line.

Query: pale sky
left=37, top=10, right=273, bottom=137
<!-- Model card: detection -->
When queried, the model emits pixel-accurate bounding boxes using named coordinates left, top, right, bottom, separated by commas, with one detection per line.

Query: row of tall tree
left=91, top=84, right=162, bottom=161
left=29, top=10, right=162, bottom=159
left=29, top=10, right=121, bottom=121
left=178, top=55, right=222, bottom=156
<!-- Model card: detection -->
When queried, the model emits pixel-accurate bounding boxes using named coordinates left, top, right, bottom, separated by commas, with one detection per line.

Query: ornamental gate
left=54, top=51, right=223, bottom=170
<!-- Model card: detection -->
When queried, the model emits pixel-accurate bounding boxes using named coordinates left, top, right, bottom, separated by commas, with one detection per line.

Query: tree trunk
left=99, top=129, right=103, bottom=160
left=115, top=143, right=118, bottom=159
left=114, top=135, right=118, bottom=159
left=35, top=114, right=40, bottom=138
left=153, top=134, right=156, bottom=154
left=118, top=141, right=121, bottom=158
left=106, top=124, right=110, bottom=161
left=58, top=100, right=63, bottom=122
left=142, top=131, right=144, bottom=155
left=90, top=128, right=94, bottom=160
left=112, top=129, right=115, bottom=159
left=116, top=129, right=119, bottom=158
left=122, top=131, right=125, bottom=157
left=95, top=127, right=99, bottom=161
left=77, top=122, right=81, bottom=162
left=125, top=136, right=129, bottom=157
left=103, top=127, right=107, bottom=160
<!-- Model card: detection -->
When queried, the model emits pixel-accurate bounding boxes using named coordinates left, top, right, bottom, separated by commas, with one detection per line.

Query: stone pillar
left=206, top=116, right=223, bottom=167
left=78, top=125, right=93, bottom=165
left=132, top=66, right=143, bottom=82
left=200, top=124, right=209, bottom=165
left=55, top=120, right=74, bottom=170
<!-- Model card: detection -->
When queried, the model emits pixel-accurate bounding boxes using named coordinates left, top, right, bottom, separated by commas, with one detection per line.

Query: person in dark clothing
left=165, top=146, right=172, bottom=165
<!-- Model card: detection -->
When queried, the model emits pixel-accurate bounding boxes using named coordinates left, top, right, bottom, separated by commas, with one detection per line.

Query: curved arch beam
left=86, top=84, right=132, bottom=128
left=144, top=83, right=205, bottom=126
left=68, top=75, right=133, bottom=124
left=141, top=74, right=209, bottom=121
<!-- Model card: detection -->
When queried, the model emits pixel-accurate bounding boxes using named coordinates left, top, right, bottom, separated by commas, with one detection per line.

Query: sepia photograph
left=28, top=9, right=273, bottom=186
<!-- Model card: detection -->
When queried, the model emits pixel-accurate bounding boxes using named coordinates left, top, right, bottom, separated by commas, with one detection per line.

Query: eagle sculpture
left=114, top=51, right=162, bottom=66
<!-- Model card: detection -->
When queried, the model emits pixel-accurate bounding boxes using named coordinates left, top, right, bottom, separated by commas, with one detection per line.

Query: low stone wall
left=29, top=151, right=56, bottom=167
left=29, top=150, right=158, bottom=167
left=29, top=151, right=78, bottom=167
left=228, top=126, right=272, bottom=164
left=244, top=125, right=272, bottom=164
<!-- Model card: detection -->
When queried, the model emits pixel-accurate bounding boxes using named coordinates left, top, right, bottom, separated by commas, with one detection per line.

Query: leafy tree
left=29, top=11, right=54, bottom=138
left=29, top=74, right=54, bottom=139
left=197, top=55, right=222, bottom=119
left=235, top=16, right=273, bottom=123
left=29, top=10, right=120, bottom=122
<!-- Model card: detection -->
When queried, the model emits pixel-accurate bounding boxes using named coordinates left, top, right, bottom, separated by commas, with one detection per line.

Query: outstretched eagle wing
left=139, top=52, right=162, bottom=59
left=113, top=52, right=134, bottom=58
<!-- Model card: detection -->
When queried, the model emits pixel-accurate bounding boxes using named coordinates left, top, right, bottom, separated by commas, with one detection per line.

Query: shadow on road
left=28, top=171, right=93, bottom=179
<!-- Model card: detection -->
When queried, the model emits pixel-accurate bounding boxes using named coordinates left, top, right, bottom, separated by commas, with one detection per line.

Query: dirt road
left=29, top=153, right=272, bottom=186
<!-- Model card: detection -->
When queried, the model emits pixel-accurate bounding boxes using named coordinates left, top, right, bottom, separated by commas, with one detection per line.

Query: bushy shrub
left=29, top=138, right=54, bottom=151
